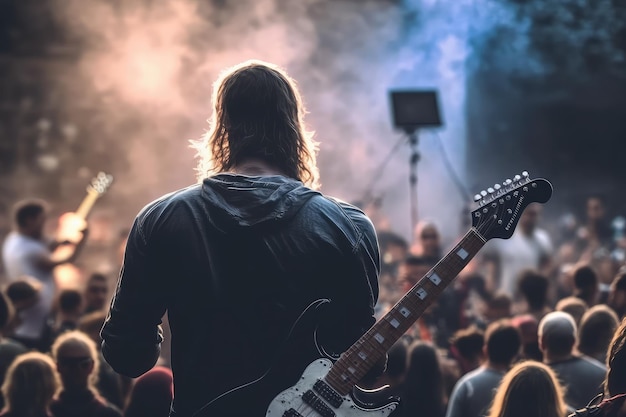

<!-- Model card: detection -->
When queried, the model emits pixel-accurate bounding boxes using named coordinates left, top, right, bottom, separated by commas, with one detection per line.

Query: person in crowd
left=410, top=220, right=442, bottom=262
left=556, top=296, right=588, bottom=327
left=573, top=265, right=599, bottom=307
left=377, top=231, right=409, bottom=280
left=369, top=340, right=407, bottom=396
left=539, top=311, right=606, bottom=409
left=399, top=255, right=434, bottom=292
left=577, top=304, right=619, bottom=363
left=124, top=366, right=173, bottom=417
left=449, top=326, right=485, bottom=376
left=482, top=202, right=553, bottom=297
left=399, top=341, right=446, bottom=417
left=52, top=290, right=83, bottom=339
left=78, top=312, right=125, bottom=410
left=517, top=269, right=551, bottom=322
left=1, top=200, right=88, bottom=351
left=577, top=195, right=612, bottom=261
left=50, top=330, right=122, bottom=417
left=101, top=60, right=382, bottom=416
left=483, top=292, right=513, bottom=324
left=4, top=279, right=40, bottom=339
left=82, top=273, right=109, bottom=315
left=592, top=254, right=617, bottom=305
left=0, top=292, right=26, bottom=410
left=486, top=361, right=568, bottom=417
left=511, top=314, right=542, bottom=361
left=608, top=271, right=626, bottom=319
left=0, top=351, right=59, bottom=417
left=446, top=319, right=522, bottom=417
left=599, top=317, right=626, bottom=417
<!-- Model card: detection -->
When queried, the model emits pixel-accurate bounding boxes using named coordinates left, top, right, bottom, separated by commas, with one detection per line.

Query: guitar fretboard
left=324, top=228, right=486, bottom=396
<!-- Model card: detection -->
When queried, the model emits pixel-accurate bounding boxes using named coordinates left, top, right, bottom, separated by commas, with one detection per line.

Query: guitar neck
left=75, top=190, right=100, bottom=220
left=325, top=227, right=487, bottom=396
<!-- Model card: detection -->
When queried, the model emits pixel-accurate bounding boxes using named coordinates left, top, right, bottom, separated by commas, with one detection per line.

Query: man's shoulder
left=2, top=233, right=45, bottom=255
left=313, top=196, right=373, bottom=228
left=575, top=355, right=607, bottom=373
left=136, top=185, right=203, bottom=221
left=458, top=367, right=497, bottom=385
left=553, top=356, right=606, bottom=376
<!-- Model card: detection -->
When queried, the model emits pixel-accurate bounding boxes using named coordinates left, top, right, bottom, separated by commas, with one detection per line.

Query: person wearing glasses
left=50, top=331, right=121, bottom=417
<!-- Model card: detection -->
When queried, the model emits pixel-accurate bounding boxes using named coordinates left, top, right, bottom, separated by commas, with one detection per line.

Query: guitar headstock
left=87, top=172, right=114, bottom=196
left=471, top=171, right=552, bottom=241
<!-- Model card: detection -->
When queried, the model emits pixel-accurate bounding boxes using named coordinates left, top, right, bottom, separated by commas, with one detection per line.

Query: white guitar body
left=266, top=359, right=398, bottom=417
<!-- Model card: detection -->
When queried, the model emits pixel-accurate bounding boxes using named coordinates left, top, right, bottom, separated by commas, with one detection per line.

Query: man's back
left=549, top=355, right=606, bottom=409
left=102, top=174, right=380, bottom=416
left=446, top=367, right=504, bottom=417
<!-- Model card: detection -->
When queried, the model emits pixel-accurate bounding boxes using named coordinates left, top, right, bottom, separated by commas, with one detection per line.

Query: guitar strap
left=569, top=393, right=626, bottom=417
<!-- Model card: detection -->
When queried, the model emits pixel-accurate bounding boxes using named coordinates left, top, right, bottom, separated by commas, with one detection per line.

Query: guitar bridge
left=313, top=379, right=343, bottom=408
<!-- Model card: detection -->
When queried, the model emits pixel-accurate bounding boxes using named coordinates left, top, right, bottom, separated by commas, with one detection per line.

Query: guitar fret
left=325, top=229, right=487, bottom=396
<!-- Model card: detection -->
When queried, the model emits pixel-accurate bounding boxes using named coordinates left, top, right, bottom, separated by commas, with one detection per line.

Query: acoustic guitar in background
left=53, top=172, right=114, bottom=289
left=194, top=171, right=553, bottom=417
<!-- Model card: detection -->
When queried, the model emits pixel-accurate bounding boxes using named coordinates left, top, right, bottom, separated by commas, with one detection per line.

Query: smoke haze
left=45, top=0, right=626, bottom=244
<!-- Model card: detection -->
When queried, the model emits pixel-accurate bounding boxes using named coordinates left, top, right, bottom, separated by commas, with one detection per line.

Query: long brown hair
left=606, top=317, right=626, bottom=395
left=487, top=361, right=567, bottom=417
left=1, top=352, right=60, bottom=417
left=193, top=60, right=319, bottom=189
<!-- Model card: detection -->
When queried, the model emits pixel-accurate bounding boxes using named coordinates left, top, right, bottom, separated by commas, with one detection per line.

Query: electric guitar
left=52, top=172, right=113, bottom=287
left=193, top=172, right=553, bottom=417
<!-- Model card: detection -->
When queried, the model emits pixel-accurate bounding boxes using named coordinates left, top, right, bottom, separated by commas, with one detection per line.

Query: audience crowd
left=0, top=193, right=625, bottom=417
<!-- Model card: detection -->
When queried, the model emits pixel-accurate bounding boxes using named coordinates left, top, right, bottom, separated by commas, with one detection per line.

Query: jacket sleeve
left=318, top=202, right=380, bottom=355
left=100, top=211, right=167, bottom=378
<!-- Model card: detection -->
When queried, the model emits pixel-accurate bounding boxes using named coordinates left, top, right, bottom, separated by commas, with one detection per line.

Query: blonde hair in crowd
left=51, top=330, right=101, bottom=391
left=487, top=361, right=567, bottom=417
left=1, top=352, right=60, bottom=416
left=192, top=60, right=320, bottom=189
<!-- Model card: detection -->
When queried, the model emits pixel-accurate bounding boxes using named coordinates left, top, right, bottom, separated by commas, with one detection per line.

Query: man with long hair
left=101, top=61, right=380, bottom=416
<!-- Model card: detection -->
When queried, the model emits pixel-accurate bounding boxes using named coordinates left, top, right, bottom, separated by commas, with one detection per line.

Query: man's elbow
left=101, top=339, right=161, bottom=378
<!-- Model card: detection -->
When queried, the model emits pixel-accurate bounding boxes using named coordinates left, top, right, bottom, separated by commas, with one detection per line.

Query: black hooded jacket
left=101, top=174, right=380, bottom=416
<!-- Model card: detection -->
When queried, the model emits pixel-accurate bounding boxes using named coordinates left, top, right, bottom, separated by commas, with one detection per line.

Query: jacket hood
left=202, top=174, right=320, bottom=231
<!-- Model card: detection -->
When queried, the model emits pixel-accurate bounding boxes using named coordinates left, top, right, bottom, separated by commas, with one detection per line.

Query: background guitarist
left=101, top=60, right=383, bottom=417
left=1, top=199, right=88, bottom=351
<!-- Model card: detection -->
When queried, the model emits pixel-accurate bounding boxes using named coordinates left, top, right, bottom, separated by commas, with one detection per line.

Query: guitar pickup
left=283, top=409, right=304, bottom=417
left=302, top=390, right=336, bottom=417
left=313, top=380, right=343, bottom=408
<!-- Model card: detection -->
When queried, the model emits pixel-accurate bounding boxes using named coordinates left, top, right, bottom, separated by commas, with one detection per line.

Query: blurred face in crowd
left=85, top=281, right=108, bottom=311
left=400, top=263, right=432, bottom=292
left=23, top=211, right=46, bottom=240
left=520, top=203, right=541, bottom=235
left=587, top=197, right=605, bottom=223
left=419, top=225, right=441, bottom=258
left=56, top=342, right=95, bottom=390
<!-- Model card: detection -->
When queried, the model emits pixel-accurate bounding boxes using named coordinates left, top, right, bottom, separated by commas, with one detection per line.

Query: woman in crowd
left=400, top=341, right=446, bottom=417
left=0, top=352, right=59, bottom=417
left=487, top=361, right=568, bottom=417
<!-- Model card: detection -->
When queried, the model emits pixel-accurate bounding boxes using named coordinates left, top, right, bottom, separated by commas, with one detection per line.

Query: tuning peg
left=514, top=174, right=522, bottom=182
left=504, top=179, right=512, bottom=186
left=487, top=187, right=495, bottom=194
left=522, top=171, right=529, bottom=178
left=494, top=184, right=501, bottom=191
left=480, top=190, right=488, bottom=197
left=474, top=194, right=482, bottom=202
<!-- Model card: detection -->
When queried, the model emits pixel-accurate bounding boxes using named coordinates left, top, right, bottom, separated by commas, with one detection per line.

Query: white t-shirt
left=1, top=232, right=55, bottom=339
left=485, top=228, right=553, bottom=296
